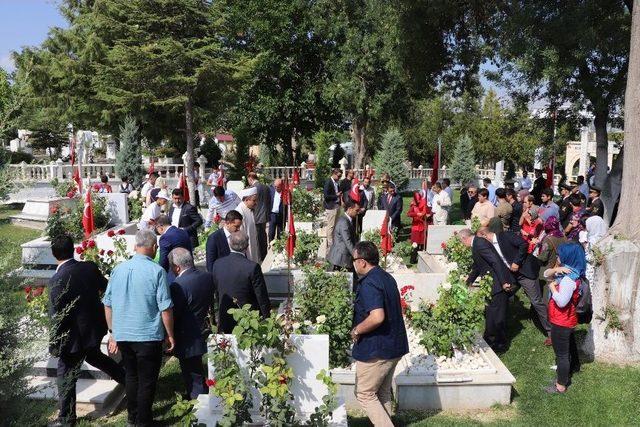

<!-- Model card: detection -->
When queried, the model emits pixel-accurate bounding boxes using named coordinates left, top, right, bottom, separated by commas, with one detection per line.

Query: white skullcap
left=239, top=187, right=257, bottom=199
left=156, top=190, right=170, bottom=200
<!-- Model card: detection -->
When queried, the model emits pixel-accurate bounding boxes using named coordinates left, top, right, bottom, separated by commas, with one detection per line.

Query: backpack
left=576, top=277, right=593, bottom=324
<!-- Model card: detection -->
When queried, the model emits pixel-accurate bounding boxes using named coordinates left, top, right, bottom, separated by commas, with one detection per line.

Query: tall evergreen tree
left=373, top=128, right=409, bottom=189
left=115, top=117, right=144, bottom=187
left=314, top=131, right=332, bottom=189
left=450, top=134, right=477, bottom=185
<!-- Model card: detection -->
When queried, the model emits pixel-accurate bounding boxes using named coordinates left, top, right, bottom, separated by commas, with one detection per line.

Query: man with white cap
left=235, top=187, right=261, bottom=263
left=139, top=189, right=170, bottom=230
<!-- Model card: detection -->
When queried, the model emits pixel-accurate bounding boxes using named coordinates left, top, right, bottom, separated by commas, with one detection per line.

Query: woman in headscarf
left=542, top=242, right=585, bottom=394
left=520, top=206, right=543, bottom=253
left=537, top=216, right=568, bottom=279
left=407, top=191, right=432, bottom=252
left=579, top=214, right=608, bottom=286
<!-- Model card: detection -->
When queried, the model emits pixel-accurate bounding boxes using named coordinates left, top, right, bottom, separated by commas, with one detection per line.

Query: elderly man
left=204, top=186, right=240, bottom=229
left=351, top=241, right=408, bottom=427
left=248, top=172, right=271, bottom=261
left=103, top=230, right=175, bottom=427
left=327, top=199, right=359, bottom=272
left=236, top=187, right=261, bottom=263
left=138, top=189, right=170, bottom=230
left=156, top=214, right=192, bottom=283
left=167, top=188, right=203, bottom=249
left=211, top=231, right=271, bottom=333
left=206, top=210, right=243, bottom=272
left=168, top=248, right=215, bottom=399
left=431, top=182, right=452, bottom=225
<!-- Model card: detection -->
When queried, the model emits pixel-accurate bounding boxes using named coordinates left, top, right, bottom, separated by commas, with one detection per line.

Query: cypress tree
left=373, top=128, right=409, bottom=189
left=115, top=116, right=144, bottom=187
left=314, top=131, right=332, bottom=189
left=450, top=134, right=477, bottom=185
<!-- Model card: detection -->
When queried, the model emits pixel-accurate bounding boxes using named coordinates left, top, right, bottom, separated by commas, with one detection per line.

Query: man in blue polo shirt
left=350, top=241, right=408, bottom=427
left=103, top=229, right=175, bottom=427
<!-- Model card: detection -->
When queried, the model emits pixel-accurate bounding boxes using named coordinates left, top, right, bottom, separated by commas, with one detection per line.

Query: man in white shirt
left=519, top=171, right=532, bottom=191
left=235, top=187, right=261, bottom=263
left=268, top=179, right=284, bottom=242
left=138, top=189, right=169, bottom=230
left=140, top=172, right=158, bottom=205
left=442, top=178, right=454, bottom=202
left=431, top=182, right=452, bottom=225
left=205, top=186, right=240, bottom=228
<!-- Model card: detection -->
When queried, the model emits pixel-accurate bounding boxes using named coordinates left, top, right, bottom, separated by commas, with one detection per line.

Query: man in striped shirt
left=205, top=186, right=240, bottom=229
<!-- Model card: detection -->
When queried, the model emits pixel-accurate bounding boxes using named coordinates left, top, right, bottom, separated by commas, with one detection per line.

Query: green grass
left=0, top=204, right=41, bottom=271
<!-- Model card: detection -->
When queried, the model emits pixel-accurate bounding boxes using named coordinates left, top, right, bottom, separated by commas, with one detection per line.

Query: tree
left=331, top=141, right=345, bottom=168
left=28, top=127, right=68, bottom=159
left=115, top=117, right=144, bottom=188
left=450, top=135, right=477, bottom=185
left=373, top=128, right=410, bottom=189
left=492, top=0, right=632, bottom=188
left=313, top=131, right=332, bottom=189
left=198, top=137, right=223, bottom=168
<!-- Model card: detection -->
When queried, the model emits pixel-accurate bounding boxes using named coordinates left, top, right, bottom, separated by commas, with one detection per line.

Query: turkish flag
left=286, top=203, right=296, bottom=258
left=545, top=157, right=555, bottom=189
left=349, top=177, right=361, bottom=203
left=430, top=145, right=440, bottom=185
left=72, top=166, right=82, bottom=195
left=282, top=177, right=291, bottom=205
left=217, top=165, right=225, bottom=187
left=179, top=174, right=190, bottom=203
left=82, top=189, right=95, bottom=238
left=380, top=214, right=393, bottom=255
left=292, top=168, right=300, bottom=186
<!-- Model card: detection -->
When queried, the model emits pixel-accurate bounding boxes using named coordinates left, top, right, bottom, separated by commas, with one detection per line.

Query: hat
left=589, top=186, right=601, bottom=194
left=156, top=190, right=170, bottom=201
left=559, top=183, right=572, bottom=191
left=239, top=187, right=257, bottom=199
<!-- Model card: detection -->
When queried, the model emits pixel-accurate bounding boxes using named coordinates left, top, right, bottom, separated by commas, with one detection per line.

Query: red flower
left=118, top=229, right=126, bottom=235
left=24, top=286, right=32, bottom=294
left=214, top=214, right=221, bottom=224
left=400, top=298, right=408, bottom=311
left=100, top=249, right=105, bottom=255
left=32, top=287, right=44, bottom=297
left=107, top=230, right=116, bottom=237
left=51, top=206, right=58, bottom=214
left=76, top=247, right=84, bottom=254
left=205, top=378, right=216, bottom=387
left=218, top=339, right=230, bottom=350
left=66, top=190, right=76, bottom=198
left=278, top=375, right=287, bottom=385
left=441, top=242, right=447, bottom=249
left=87, top=240, right=96, bottom=248
left=81, top=241, right=88, bottom=249
left=107, top=250, right=114, bottom=256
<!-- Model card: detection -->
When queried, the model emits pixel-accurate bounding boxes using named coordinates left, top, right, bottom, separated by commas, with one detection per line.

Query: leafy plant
left=291, top=187, right=323, bottom=221
left=442, top=233, right=473, bottom=272
left=294, top=266, right=353, bottom=368
left=409, top=271, right=492, bottom=357
left=361, top=229, right=381, bottom=248
left=271, top=230, right=321, bottom=266
left=307, top=369, right=339, bottom=426
left=598, top=306, right=624, bottom=337
left=170, top=393, right=199, bottom=426
left=50, top=178, right=78, bottom=198
left=75, top=230, right=130, bottom=276
left=313, top=131, right=333, bottom=189
left=128, top=196, right=144, bottom=221
left=45, top=196, right=111, bottom=241
left=393, top=240, right=414, bottom=265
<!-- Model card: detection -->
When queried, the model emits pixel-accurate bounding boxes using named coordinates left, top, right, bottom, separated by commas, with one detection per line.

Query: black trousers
left=256, top=222, right=268, bottom=261
left=178, top=354, right=208, bottom=399
left=119, top=341, right=163, bottom=427
left=484, top=291, right=509, bottom=351
left=550, top=324, right=580, bottom=386
left=268, top=212, right=283, bottom=242
left=57, top=346, right=125, bottom=424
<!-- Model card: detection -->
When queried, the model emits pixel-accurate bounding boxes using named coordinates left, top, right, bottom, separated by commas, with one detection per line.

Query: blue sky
left=0, top=0, right=67, bottom=72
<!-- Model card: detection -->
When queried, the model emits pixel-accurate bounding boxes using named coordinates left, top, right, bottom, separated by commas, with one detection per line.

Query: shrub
left=442, top=233, right=473, bottom=272
left=271, top=230, right=321, bottom=266
left=115, top=116, right=145, bottom=188
left=313, top=131, right=332, bottom=189
left=291, top=187, right=322, bottom=221
left=373, top=128, right=410, bottom=190
left=45, top=196, right=111, bottom=241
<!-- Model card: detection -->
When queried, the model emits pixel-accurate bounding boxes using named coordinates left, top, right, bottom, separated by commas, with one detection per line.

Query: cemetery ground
left=1, top=200, right=639, bottom=426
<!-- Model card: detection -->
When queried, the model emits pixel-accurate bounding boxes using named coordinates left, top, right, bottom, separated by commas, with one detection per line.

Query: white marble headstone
left=361, top=210, right=387, bottom=234
left=425, top=225, right=467, bottom=254
left=95, top=193, right=129, bottom=226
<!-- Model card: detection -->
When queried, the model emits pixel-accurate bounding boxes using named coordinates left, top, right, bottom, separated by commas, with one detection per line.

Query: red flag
left=180, top=174, right=190, bottom=203
left=545, top=157, right=555, bottom=189
left=281, top=177, right=291, bottom=205
left=349, top=178, right=361, bottom=203
left=70, top=134, right=76, bottom=167
left=216, top=165, right=225, bottom=187
left=380, top=214, right=393, bottom=255
left=82, top=189, right=95, bottom=238
left=430, top=145, right=440, bottom=185
left=149, top=157, right=155, bottom=174
left=286, top=202, right=296, bottom=257
left=73, top=167, right=82, bottom=195
left=292, top=168, right=300, bottom=186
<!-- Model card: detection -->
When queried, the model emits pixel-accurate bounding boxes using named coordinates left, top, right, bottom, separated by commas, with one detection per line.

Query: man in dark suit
left=459, top=229, right=514, bottom=353
left=477, top=227, right=551, bottom=344
left=380, top=182, right=403, bottom=230
left=248, top=172, right=271, bottom=261
left=531, top=169, right=546, bottom=206
left=558, top=183, right=574, bottom=228
left=587, top=186, right=604, bottom=218
left=168, top=248, right=215, bottom=399
left=323, top=168, right=343, bottom=247
left=156, top=215, right=193, bottom=283
left=49, top=235, right=125, bottom=426
left=211, top=230, right=271, bottom=333
left=268, top=179, right=285, bottom=242
left=327, top=199, right=359, bottom=271
left=205, top=209, right=243, bottom=273
left=168, top=188, right=203, bottom=248
left=338, top=169, right=354, bottom=204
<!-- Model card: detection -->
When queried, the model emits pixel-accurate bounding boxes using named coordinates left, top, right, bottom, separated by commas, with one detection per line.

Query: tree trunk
left=184, top=97, right=197, bottom=205
left=352, top=118, right=367, bottom=169
left=611, top=2, right=640, bottom=241
left=593, top=108, right=609, bottom=188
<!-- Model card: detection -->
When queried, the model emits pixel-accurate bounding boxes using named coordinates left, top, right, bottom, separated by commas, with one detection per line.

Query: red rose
left=205, top=378, right=216, bottom=387
left=400, top=299, right=408, bottom=310
left=66, top=190, right=76, bottom=198
left=107, top=250, right=114, bottom=256
left=100, top=249, right=105, bottom=255
left=87, top=240, right=96, bottom=248
left=278, top=375, right=287, bottom=385
left=107, top=230, right=116, bottom=237
left=82, top=241, right=88, bottom=249
left=76, top=247, right=84, bottom=254
left=118, top=229, right=126, bottom=235
left=24, top=286, right=32, bottom=294
left=51, top=206, right=58, bottom=214
left=214, top=214, right=221, bottom=224
left=32, top=287, right=45, bottom=297
left=441, top=242, right=447, bottom=249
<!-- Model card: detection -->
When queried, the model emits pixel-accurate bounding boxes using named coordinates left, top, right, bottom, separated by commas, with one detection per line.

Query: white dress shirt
left=272, top=190, right=282, bottom=214
left=171, top=203, right=182, bottom=227
left=491, top=234, right=510, bottom=268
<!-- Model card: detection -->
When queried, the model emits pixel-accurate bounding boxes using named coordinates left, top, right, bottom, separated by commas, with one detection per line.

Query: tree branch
left=623, top=0, right=633, bottom=14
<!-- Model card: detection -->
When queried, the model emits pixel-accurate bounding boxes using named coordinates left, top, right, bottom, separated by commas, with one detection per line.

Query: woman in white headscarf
left=579, top=215, right=608, bottom=285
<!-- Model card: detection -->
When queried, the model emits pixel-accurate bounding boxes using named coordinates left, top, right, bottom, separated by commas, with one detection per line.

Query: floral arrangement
left=408, top=271, right=492, bottom=357
left=442, top=232, right=473, bottom=272
left=50, top=178, right=78, bottom=198
left=74, top=229, right=129, bottom=276
left=271, top=230, right=321, bottom=266
left=399, top=285, right=415, bottom=315
left=45, top=196, right=111, bottom=241
left=291, top=187, right=322, bottom=222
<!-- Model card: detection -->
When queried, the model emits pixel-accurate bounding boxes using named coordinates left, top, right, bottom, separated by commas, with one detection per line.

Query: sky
left=0, top=0, right=67, bottom=73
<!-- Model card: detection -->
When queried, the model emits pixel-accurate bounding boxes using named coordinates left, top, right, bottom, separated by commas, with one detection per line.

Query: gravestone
left=425, top=225, right=467, bottom=254
left=11, top=197, right=77, bottom=230
left=361, top=210, right=387, bottom=234
left=226, top=180, right=245, bottom=195
left=96, top=193, right=129, bottom=226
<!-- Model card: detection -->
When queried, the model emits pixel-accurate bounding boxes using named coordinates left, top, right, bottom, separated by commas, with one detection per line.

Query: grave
left=95, top=193, right=129, bottom=226
left=10, top=198, right=76, bottom=230
left=226, top=180, right=245, bottom=195
left=361, top=209, right=387, bottom=234
left=425, top=225, right=467, bottom=254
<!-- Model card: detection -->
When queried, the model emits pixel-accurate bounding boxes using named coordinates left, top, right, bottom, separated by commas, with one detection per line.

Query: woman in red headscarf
left=407, top=191, right=432, bottom=250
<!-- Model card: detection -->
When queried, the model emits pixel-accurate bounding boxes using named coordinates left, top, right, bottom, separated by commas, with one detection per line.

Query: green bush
left=272, top=230, right=321, bottom=266
left=45, top=196, right=111, bottom=241
left=442, top=233, right=473, bottom=272
left=291, top=187, right=322, bottom=221
left=0, top=148, right=35, bottom=164
left=313, top=131, right=332, bottom=189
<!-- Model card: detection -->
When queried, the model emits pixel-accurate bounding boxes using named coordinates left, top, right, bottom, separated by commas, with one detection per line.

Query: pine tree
left=373, top=128, right=409, bottom=190
left=332, top=141, right=345, bottom=168
left=115, top=116, right=144, bottom=187
left=314, top=131, right=332, bottom=189
left=450, top=134, right=477, bottom=185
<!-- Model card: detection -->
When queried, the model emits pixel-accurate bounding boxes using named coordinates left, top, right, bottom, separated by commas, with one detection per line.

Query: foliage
left=198, top=136, right=222, bottom=168
left=307, top=369, right=339, bottom=426
left=0, top=148, right=34, bottom=164
left=294, top=266, right=353, bottom=368
left=331, top=141, right=345, bottom=168
left=169, top=393, right=199, bottom=427
left=598, top=306, right=624, bottom=337
left=313, top=130, right=332, bottom=189
left=75, top=230, right=130, bottom=276
left=409, top=271, right=492, bottom=357
left=28, top=128, right=68, bottom=159
left=0, top=151, right=14, bottom=201
left=393, top=240, right=414, bottom=265
left=373, top=128, right=410, bottom=190
left=45, top=196, right=111, bottom=241
left=50, top=178, right=77, bottom=198
left=362, top=229, right=382, bottom=249
left=272, top=230, right=321, bottom=266
left=127, top=195, right=144, bottom=221
left=442, top=233, right=473, bottom=273
left=291, top=187, right=323, bottom=221
left=450, top=134, right=477, bottom=185
left=115, top=116, right=145, bottom=188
